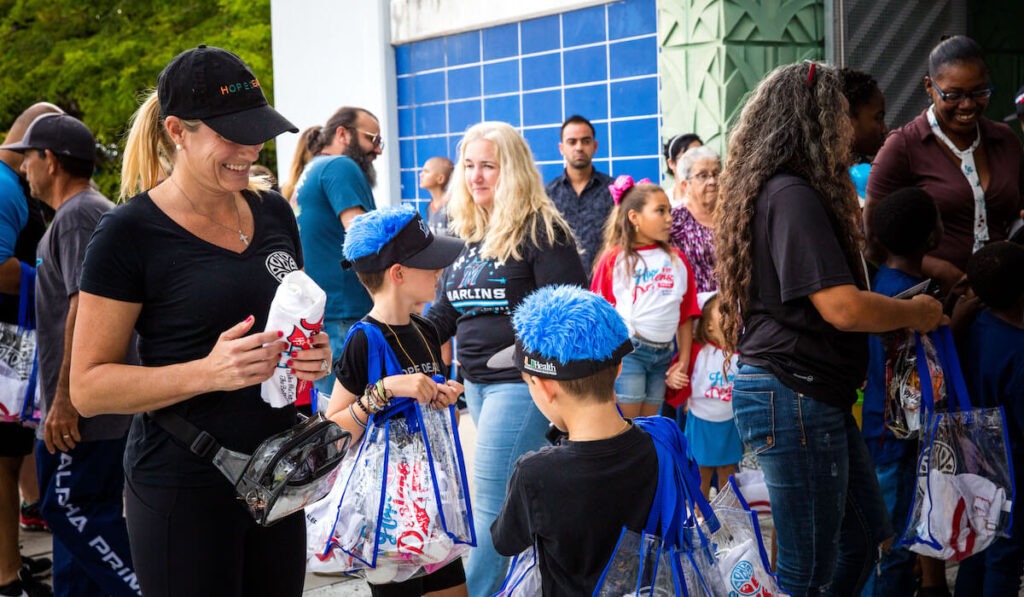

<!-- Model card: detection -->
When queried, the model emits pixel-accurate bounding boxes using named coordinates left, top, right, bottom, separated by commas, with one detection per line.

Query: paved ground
left=18, top=417, right=478, bottom=596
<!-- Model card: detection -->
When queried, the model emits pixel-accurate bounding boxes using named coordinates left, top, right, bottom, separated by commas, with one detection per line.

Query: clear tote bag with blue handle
left=328, top=321, right=475, bottom=583
left=902, top=326, right=1015, bottom=561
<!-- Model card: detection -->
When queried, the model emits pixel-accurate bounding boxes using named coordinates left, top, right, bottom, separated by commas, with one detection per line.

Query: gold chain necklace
left=168, top=176, right=250, bottom=246
left=378, top=318, right=441, bottom=376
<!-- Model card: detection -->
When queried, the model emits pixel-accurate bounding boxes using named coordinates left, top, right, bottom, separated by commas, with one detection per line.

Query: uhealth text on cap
left=342, top=205, right=465, bottom=272
left=0, top=113, right=96, bottom=163
left=488, top=285, right=633, bottom=380
left=159, top=45, right=297, bottom=145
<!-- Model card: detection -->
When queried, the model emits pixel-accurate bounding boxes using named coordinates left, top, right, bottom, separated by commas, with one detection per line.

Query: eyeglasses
left=690, top=171, right=721, bottom=182
left=931, top=80, right=993, bottom=104
left=350, top=127, right=384, bottom=150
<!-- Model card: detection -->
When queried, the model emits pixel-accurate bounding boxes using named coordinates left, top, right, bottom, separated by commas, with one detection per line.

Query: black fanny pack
left=149, top=410, right=351, bottom=526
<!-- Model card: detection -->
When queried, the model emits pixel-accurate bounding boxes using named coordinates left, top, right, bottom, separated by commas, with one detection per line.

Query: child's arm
left=666, top=321, right=693, bottom=390
left=326, top=380, right=372, bottom=442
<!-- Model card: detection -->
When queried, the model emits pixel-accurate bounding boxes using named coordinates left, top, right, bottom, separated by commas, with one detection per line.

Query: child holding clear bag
left=681, top=291, right=743, bottom=497
left=324, top=206, right=470, bottom=597
left=590, top=175, right=701, bottom=418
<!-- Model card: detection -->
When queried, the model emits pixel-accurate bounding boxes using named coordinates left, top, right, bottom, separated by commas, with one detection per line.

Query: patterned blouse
left=670, top=205, right=717, bottom=292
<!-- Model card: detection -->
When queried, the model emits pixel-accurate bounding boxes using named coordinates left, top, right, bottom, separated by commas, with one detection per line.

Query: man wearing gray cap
left=2, top=113, right=136, bottom=597
left=0, top=102, right=61, bottom=597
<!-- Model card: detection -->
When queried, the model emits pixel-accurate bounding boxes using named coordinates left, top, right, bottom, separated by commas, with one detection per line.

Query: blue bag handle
left=18, top=262, right=35, bottom=331
left=916, top=327, right=971, bottom=414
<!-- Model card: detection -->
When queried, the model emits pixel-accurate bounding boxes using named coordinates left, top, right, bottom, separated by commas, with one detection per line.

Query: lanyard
left=926, top=106, right=989, bottom=252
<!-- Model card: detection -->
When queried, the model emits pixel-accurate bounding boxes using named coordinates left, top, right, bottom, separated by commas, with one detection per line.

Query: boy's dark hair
left=839, top=68, right=880, bottom=116
left=871, top=187, right=939, bottom=257
left=557, top=365, right=619, bottom=402
left=355, top=269, right=386, bottom=294
left=560, top=114, right=595, bottom=139
left=967, top=242, right=1024, bottom=309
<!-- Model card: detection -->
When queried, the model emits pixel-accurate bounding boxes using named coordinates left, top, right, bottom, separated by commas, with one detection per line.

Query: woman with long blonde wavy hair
left=425, top=121, right=587, bottom=595
left=714, top=62, right=943, bottom=596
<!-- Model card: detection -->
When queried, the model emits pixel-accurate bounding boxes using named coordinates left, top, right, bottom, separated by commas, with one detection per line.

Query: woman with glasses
left=669, top=145, right=721, bottom=292
left=866, top=35, right=1024, bottom=295
left=716, top=61, right=944, bottom=596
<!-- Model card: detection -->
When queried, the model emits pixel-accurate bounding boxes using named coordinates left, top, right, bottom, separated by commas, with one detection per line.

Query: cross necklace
left=168, top=176, right=250, bottom=246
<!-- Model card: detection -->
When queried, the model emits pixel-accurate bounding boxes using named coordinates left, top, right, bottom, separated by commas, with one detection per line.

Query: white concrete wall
left=390, top=0, right=611, bottom=43
left=271, top=0, right=400, bottom=207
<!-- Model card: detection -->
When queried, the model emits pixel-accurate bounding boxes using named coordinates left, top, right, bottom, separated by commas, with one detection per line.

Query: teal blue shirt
left=295, top=155, right=376, bottom=320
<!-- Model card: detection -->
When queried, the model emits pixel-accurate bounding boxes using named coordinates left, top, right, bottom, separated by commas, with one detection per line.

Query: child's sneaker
left=18, top=502, right=48, bottom=533
left=20, top=556, right=52, bottom=580
left=0, top=575, right=53, bottom=597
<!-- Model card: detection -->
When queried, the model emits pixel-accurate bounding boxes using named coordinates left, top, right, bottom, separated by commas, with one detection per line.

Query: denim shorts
left=615, top=337, right=674, bottom=405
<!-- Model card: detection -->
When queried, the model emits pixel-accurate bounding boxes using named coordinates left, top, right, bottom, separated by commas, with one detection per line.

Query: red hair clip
left=806, top=62, right=817, bottom=89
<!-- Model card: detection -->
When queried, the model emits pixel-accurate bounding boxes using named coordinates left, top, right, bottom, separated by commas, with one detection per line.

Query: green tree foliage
left=0, top=0, right=277, bottom=198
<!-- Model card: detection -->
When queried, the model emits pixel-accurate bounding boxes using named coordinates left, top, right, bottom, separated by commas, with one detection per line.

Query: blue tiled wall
left=395, top=0, right=659, bottom=214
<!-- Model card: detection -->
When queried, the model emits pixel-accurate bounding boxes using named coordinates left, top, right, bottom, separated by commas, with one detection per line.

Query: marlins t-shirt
left=426, top=221, right=587, bottom=384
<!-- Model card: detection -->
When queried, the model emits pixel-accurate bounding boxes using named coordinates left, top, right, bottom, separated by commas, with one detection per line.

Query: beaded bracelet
left=353, top=392, right=372, bottom=416
left=348, top=402, right=367, bottom=429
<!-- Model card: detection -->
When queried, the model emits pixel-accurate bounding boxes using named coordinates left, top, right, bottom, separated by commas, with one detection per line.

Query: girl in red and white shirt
left=591, top=176, right=700, bottom=418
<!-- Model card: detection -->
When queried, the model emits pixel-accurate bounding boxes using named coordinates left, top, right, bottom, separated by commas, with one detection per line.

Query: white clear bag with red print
left=902, top=328, right=1015, bottom=561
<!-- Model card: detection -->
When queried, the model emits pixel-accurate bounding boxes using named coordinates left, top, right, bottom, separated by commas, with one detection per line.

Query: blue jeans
left=861, top=449, right=916, bottom=596
left=313, top=318, right=358, bottom=401
left=463, top=380, right=550, bottom=597
left=614, top=338, right=673, bottom=405
left=732, top=365, right=892, bottom=597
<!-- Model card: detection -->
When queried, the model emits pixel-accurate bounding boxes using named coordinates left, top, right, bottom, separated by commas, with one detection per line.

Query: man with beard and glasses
left=295, top=106, right=383, bottom=400
left=544, top=114, right=613, bottom=277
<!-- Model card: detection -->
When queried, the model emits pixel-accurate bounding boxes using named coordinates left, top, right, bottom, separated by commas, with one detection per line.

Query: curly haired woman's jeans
left=732, top=365, right=892, bottom=597
left=463, top=380, right=550, bottom=596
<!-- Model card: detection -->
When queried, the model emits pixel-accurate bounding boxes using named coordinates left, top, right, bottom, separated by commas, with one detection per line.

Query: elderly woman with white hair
left=669, top=145, right=721, bottom=292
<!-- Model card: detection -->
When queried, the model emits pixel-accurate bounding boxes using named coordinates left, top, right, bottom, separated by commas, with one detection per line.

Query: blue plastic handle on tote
left=916, top=326, right=971, bottom=414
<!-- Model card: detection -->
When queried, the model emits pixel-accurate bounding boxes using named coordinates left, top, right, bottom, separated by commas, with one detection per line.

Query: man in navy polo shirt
left=545, top=115, right=614, bottom=278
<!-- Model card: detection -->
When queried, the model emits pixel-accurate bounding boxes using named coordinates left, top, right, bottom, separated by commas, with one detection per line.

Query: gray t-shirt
left=35, top=188, right=132, bottom=441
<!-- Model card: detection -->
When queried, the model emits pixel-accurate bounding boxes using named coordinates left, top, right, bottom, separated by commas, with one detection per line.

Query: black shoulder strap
left=147, top=409, right=223, bottom=462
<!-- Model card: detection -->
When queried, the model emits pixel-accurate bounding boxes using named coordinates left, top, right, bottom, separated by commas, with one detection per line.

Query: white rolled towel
left=261, top=270, right=327, bottom=408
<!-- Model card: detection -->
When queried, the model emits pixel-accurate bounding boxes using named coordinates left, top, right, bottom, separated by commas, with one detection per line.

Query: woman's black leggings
left=125, top=477, right=306, bottom=596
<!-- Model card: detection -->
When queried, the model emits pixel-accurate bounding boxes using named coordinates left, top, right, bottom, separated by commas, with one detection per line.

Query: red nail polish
left=277, top=331, right=284, bottom=337
left=290, top=368, right=296, bottom=374
left=287, top=359, right=294, bottom=367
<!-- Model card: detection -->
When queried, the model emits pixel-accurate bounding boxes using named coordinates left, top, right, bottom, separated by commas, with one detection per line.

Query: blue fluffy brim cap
left=487, top=285, right=632, bottom=379
left=341, top=205, right=464, bottom=272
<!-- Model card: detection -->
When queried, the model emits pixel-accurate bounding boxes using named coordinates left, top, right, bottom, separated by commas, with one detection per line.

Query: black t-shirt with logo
left=79, top=190, right=303, bottom=486
left=737, top=173, right=868, bottom=409
left=425, top=222, right=587, bottom=384
left=491, top=423, right=658, bottom=595
left=335, top=314, right=445, bottom=395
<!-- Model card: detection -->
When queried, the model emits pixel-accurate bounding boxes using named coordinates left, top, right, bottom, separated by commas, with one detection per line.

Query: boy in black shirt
left=488, top=285, right=659, bottom=594
left=325, top=206, right=467, bottom=597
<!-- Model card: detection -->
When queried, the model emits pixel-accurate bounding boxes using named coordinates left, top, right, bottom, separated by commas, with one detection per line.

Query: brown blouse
left=868, top=111, right=1024, bottom=271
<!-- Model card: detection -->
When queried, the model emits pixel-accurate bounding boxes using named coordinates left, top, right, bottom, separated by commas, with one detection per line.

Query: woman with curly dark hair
left=715, top=62, right=944, bottom=596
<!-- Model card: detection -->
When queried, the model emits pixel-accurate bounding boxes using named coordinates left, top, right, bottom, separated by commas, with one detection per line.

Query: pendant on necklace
left=239, top=231, right=250, bottom=246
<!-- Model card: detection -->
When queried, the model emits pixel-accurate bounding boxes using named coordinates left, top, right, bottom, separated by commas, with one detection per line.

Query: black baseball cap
left=158, top=45, right=298, bottom=145
left=341, top=207, right=465, bottom=273
left=1003, top=85, right=1024, bottom=123
left=0, top=113, right=96, bottom=163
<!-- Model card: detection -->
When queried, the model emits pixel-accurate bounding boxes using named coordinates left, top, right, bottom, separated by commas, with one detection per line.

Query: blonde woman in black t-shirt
left=714, top=62, right=943, bottom=597
left=70, top=46, right=332, bottom=596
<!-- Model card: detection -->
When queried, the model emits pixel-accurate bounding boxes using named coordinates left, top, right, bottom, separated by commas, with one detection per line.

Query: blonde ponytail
left=120, top=92, right=174, bottom=201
